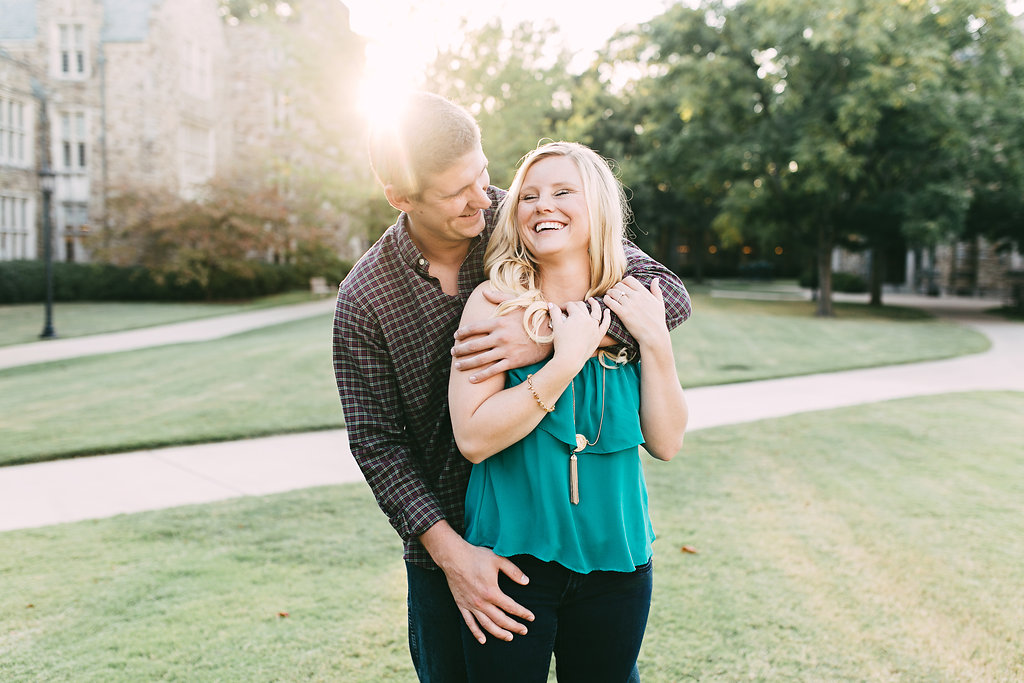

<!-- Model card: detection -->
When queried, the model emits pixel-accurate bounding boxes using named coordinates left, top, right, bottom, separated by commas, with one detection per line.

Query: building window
left=58, top=23, right=88, bottom=78
left=59, top=112, right=88, bottom=172
left=181, top=39, right=211, bottom=98
left=60, top=201, right=89, bottom=263
left=0, top=95, right=28, bottom=167
left=179, top=122, right=214, bottom=188
left=0, top=194, right=31, bottom=261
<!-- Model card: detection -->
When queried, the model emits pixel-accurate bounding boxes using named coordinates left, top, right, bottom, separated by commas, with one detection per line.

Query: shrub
left=0, top=260, right=351, bottom=304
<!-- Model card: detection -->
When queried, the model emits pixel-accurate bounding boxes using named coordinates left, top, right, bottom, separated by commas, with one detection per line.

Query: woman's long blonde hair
left=485, top=141, right=630, bottom=343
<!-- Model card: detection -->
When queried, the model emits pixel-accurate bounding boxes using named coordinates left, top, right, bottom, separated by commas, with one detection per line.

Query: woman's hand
left=549, top=297, right=611, bottom=373
left=603, top=276, right=671, bottom=350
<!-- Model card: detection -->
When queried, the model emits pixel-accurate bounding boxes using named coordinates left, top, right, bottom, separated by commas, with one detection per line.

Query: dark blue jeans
left=406, top=562, right=469, bottom=683
left=460, top=555, right=653, bottom=683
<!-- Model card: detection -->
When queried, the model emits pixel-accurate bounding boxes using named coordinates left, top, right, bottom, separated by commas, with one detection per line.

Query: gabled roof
left=0, top=0, right=37, bottom=40
left=101, top=0, right=160, bottom=42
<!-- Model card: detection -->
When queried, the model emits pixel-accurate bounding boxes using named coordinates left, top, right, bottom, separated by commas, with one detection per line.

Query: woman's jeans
left=460, top=555, right=653, bottom=683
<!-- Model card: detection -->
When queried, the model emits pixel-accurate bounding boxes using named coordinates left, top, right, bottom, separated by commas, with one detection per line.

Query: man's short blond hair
left=368, top=92, right=482, bottom=197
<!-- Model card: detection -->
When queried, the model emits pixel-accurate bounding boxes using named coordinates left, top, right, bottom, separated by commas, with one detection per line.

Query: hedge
left=0, top=259, right=352, bottom=304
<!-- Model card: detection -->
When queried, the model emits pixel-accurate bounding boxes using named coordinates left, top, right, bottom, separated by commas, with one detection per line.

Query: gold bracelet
left=526, top=374, right=555, bottom=413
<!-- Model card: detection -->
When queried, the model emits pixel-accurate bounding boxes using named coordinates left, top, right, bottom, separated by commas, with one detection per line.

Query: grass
left=0, top=291, right=323, bottom=347
left=2, top=391, right=1022, bottom=681
left=673, top=293, right=989, bottom=385
left=0, top=296, right=990, bottom=466
left=0, top=315, right=343, bottom=466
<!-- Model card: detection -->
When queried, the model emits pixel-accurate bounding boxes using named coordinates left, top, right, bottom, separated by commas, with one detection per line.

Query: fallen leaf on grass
left=680, top=545, right=699, bottom=554
left=277, top=612, right=290, bottom=618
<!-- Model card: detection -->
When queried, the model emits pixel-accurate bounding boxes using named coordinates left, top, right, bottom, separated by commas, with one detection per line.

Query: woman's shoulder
left=462, top=280, right=501, bottom=321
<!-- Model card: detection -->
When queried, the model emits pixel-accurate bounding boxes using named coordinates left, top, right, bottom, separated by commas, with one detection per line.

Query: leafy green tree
left=574, top=0, right=1024, bottom=314
left=420, top=20, right=573, bottom=188
left=951, top=3, right=1024, bottom=251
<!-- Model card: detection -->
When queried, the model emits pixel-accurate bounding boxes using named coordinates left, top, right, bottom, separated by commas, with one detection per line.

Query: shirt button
left=418, top=258, right=427, bottom=267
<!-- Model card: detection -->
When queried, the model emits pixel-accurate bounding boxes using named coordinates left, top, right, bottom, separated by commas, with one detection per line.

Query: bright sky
left=343, top=0, right=676, bottom=113
left=345, top=0, right=1024, bottom=115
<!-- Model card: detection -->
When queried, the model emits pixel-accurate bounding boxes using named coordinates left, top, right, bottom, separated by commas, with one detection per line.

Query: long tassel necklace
left=568, top=364, right=607, bottom=505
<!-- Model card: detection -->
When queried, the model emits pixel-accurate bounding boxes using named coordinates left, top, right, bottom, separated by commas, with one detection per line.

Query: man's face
left=402, top=146, right=491, bottom=250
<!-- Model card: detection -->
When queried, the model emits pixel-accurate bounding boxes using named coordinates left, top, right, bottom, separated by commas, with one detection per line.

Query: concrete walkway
left=0, top=298, right=335, bottom=371
left=1, top=294, right=1021, bottom=532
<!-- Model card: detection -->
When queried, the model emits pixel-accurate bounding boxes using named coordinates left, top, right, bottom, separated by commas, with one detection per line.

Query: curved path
left=0, top=299, right=335, bottom=371
left=1, top=296, right=1020, bottom=532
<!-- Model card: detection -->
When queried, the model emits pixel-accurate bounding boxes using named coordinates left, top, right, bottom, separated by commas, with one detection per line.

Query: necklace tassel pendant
left=569, top=452, right=580, bottom=505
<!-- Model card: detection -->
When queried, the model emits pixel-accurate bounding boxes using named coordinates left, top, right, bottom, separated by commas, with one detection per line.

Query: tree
left=420, top=19, right=574, bottom=188
left=93, top=170, right=354, bottom=297
left=574, top=0, right=1024, bottom=314
left=952, top=2, right=1024, bottom=251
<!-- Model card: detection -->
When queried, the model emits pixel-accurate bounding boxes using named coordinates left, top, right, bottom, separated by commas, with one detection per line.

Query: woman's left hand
left=603, top=276, right=670, bottom=349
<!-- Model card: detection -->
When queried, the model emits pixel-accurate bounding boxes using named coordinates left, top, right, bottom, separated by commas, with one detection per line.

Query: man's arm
left=333, top=291, right=533, bottom=642
left=451, top=242, right=690, bottom=381
left=451, top=301, right=551, bottom=383
left=333, top=292, right=446, bottom=542
left=610, top=240, right=691, bottom=347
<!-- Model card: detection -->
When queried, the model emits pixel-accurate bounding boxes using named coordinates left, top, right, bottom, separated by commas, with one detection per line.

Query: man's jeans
left=459, top=555, right=652, bottom=683
left=407, top=562, right=469, bottom=683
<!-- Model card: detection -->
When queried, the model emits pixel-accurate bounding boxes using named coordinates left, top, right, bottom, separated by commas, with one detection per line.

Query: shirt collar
left=394, top=213, right=431, bottom=276
left=394, top=212, right=483, bottom=277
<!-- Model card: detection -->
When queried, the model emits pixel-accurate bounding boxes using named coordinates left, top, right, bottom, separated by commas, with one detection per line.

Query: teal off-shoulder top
left=464, top=356, right=655, bottom=574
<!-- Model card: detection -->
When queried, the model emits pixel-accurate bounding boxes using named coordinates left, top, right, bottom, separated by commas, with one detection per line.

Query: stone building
left=831, top=238, right=1023, bottom=300
left=0, top=0, right=365, bottom=263
left=0, top=0, right=40, bottom=260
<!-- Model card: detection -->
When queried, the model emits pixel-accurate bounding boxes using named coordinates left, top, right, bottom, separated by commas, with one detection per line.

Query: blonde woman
left=448, top=142, right=688, bottom=682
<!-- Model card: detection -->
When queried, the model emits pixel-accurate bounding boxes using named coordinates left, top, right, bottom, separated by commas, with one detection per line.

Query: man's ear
left=384, top=184, right=414, bottom=213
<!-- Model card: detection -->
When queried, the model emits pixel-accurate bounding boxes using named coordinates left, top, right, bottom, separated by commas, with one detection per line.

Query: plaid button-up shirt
left=333, top=185, right=691, bottom=568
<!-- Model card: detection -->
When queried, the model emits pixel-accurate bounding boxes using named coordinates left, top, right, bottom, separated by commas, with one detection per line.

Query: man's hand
left=445, top=542, right=535, bottom=644
left=421, top=521, right=534, bottom=644
left=452, top=289, right=551, bottom=383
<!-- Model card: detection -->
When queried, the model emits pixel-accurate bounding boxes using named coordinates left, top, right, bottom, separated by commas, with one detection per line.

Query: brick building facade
left=0, top=0, right=364, bottom=263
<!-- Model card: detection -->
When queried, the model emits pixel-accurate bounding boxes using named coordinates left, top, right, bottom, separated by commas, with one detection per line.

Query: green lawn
left=0, top=291, right=322, bottom=347
left=0, top=314, right=342, bottom=466
left=2, top=391, right=1021, bottom=681
left=0, top=297, right=989, bottom=466
left=673, top=294, right=989, bottom=385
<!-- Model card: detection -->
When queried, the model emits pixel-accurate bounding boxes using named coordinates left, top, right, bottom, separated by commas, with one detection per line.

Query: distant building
left=832, top=237, right=1023, bottom=300
left=0, top=0, right=366, bottom=264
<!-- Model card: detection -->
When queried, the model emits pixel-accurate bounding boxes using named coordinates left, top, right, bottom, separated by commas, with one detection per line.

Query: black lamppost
left=39, top=165, right=57, bottom=339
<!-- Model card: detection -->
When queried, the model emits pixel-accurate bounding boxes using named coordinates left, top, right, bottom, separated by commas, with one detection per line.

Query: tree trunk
left=869, top=247, right=885, bottom=306
left=692, top=228, right=706, bottom=284
left=815, top=222, right=835, bottom=317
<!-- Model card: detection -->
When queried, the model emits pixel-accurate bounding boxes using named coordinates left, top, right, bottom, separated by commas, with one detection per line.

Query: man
left=333, top=92, right=691, bottom=682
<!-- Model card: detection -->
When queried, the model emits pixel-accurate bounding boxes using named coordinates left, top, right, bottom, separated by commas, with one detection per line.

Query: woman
left=448, top=141, right=688, bottom=682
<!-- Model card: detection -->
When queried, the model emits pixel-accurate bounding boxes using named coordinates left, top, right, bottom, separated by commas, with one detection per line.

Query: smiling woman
left=516, top=155, right=592, bottom=262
